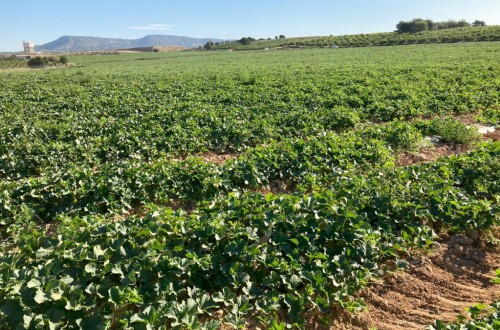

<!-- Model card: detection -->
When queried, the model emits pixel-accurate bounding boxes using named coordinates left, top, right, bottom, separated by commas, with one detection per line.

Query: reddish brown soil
left=171, top=152, right=239, bottom=164
left=161, top=198, right=196, bottom=212
left=452, top=112, right=478, bottom=125
left=484, top=130, right=500, bottom=141
left=200, top=152, right=239, bottom=164
left=165, top=111, right=497, bottom=168
left=397, top=124, right=498, bottom=167
left=397, top=143, right=472, bottom=166
left=258, top=179, right=297, bottom=194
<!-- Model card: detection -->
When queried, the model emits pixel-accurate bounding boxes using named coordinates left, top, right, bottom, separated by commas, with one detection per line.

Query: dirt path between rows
left=396, top=143, right=472, bottom=166
left=331, top=233, right=500, bottom=329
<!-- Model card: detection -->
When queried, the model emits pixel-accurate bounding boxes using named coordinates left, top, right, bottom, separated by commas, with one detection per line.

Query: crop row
left=211, top=26, right=500, bottom=50
left=1, top=44, right=499, bottom=180
left=0, top=59, right=27, bottom=69
left=1, top=140, right=499, bottom=328
left=1, top=43, right=499, bottom=329
left=0, top=118, right=486, bottom=227
left=0, top=125, right=393, bottom=225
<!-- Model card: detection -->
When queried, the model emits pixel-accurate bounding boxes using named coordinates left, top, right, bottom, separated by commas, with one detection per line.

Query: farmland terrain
left=0, top=42, right=499, bottom=329
left=35, top=35, right=227, bottom=52
left=210, top=25, right=500, bottom=50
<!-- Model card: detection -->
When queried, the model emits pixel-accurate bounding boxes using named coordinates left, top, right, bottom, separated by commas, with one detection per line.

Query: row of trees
left=27, top=55, right=68, bottom=67
left=203, top=25, right=500, bottom=51
left=237, top=35, right=286, bottom=45
left=396, top=18, right=486, bottom=33
left=203, top=35, right=286, bottom=50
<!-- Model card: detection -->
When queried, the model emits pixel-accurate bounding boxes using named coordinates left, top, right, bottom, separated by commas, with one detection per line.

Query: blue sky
left=1, top=0, right=500, bottom=51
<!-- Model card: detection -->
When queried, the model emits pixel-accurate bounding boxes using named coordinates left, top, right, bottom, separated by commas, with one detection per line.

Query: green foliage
left=396, top=18, right=430, bottom=33
left=491, top=269, right=500, bottom=284
left=0, top=58, right=27, bottom=69
left=428, top=118, right=481, bottom=145
left=478, top=107, right=500, bottom=127
left=59, top=55, right=68, bottom=65
left=428, top=301, right=500, bottom=329
left=1, top=42, right=500, bottom=329
left=203, top=41, right=215, bottom=50
left=1, top=142, right=499, bottom=328
left=27, top=56, right=66, bottom=68
left=47, top=56, right=59, bottom=65
left=237, top=37, right=256, bottom=45
left=385, top=121, right=423, bottom=151
left=206, top=25, right=500, bottom=50
left=27, top=56, right=49, bottom=67
left=0, top=129, right=393, bottom=223
left=1, top=43, right=498, bottom=182
left=396, top=18, right=475, bottom=33
left=473, top=20, right=486, bottom=27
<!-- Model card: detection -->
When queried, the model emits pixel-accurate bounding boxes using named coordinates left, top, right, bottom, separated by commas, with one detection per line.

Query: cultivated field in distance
left=0, top=41, right=499, bottom=329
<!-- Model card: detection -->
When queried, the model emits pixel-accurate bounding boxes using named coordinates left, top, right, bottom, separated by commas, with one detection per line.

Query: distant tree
left=457, top=19, right=471, bottom=27
left=457, top=20, right=466, bottom=28
left=439, top=19, right=471, bottom=29
left=279, top=34, right=286, bottom=39
left=274, top=36, right=278, bottom=40
left=396, top=21, right=412, bottom=33
left=60, top=56, right=69, bottom=64
left=47, top=56, right=58, bottom=66
left=396, top=19, right=429, bottom=33
left=397, top=18, right=472, bottom=33
left=412, top=19, right=429, bottom=32
left=472, top=20, right=486, bottom=27
left=203, top=41, right=215, bottom=50
left=435, top=21, right=448, bottom=30
left=237, top=37, right=256, bottom=45
left=27, top=56, right=49, bottom=67
left=426, top=19, right=435, bottom=30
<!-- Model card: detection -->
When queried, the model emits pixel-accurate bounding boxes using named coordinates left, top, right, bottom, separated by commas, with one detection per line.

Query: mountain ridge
left=36, top=35, right=226, bottom=52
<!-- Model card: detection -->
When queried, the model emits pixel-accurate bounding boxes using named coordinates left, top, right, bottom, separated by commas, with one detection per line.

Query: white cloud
left=129, top=24, right=174, bottom=31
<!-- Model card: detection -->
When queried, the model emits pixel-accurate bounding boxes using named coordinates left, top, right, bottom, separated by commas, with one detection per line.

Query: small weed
left=386, top=121, right=423, bottom=151
left=430, top=118, right=481, bottom=145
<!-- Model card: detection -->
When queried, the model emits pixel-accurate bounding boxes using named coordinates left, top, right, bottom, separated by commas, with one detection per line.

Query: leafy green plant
left=1, top=42, right=500, bottom=329
left=478, top=107, right=500, bottom=127
left=430, top=118, right=481, bottom=145
left=385, top=121, right=423, bottom=151
left=491, top=269, right=500, bottom=284
left=27, top=56, right=49, bottom=67
left=428, top=301, right=500, bottom=329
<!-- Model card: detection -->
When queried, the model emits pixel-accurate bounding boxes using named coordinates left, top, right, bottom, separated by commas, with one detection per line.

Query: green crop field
left=208, top=25, right=500, bottom=50
left=0, top=59, right=27, bottom=69
left=0, top=42, right=499, bottom=329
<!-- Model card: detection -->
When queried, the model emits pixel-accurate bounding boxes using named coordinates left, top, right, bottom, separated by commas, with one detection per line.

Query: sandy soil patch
left=331, top=234, right=500, bottom=330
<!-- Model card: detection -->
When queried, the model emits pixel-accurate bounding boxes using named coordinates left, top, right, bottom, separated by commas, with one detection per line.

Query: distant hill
left=36, top=35, right=226, bottom=52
